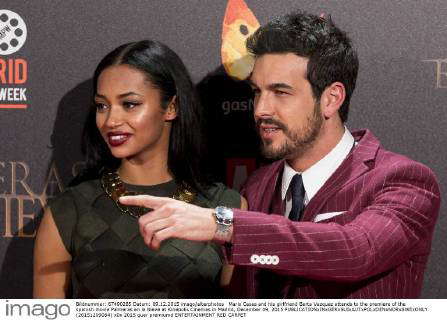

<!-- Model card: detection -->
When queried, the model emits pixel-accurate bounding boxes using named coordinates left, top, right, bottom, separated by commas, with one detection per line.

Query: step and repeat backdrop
left=0, top=0, right=446, bottom=298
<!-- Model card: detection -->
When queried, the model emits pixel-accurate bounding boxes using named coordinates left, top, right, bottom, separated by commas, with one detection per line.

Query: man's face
left=250, top=53, right=323, bottom=160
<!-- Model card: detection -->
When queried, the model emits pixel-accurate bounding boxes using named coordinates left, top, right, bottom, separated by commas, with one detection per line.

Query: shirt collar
left=281, top=127, right=355, bottom=201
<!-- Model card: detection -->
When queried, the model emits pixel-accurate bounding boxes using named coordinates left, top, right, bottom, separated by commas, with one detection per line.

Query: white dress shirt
left=281, top=128, right=355, bottom=218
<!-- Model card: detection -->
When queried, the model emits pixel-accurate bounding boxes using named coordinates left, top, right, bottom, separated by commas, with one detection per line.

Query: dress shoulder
left=46, top=179, right=102, bottom=254
left=46, top=188, right=77, bottom=254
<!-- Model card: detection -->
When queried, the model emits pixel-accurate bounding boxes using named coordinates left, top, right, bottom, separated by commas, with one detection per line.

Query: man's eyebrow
left=267, top=83, right=293, bottom=90
left=245, top=80, right=294, bottom=91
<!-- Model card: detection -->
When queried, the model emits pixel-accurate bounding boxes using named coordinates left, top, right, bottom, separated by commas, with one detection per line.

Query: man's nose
left=253, top=93, right=274, bottom=120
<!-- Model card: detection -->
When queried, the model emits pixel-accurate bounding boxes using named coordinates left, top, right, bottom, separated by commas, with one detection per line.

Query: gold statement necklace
left=101, top=170, right=196, bottom=218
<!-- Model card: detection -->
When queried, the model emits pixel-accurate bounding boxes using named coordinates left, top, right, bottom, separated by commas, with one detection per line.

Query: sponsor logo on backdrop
left=221, top=0, right=260, bottom=80
left=0, top=9, right=28, bottom=109
left=222, top=98, right=254, bottom=115
left=0, top=10, right=27, bottom=55
left=221, top=3, right=327, bottom=82
left=423, top=58, right=447, bottom=88
left=0, top=161, right=84, bottom=238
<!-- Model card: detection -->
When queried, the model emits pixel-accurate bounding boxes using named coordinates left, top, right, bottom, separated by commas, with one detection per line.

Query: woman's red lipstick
left=107, top=132, right=132, bottom=147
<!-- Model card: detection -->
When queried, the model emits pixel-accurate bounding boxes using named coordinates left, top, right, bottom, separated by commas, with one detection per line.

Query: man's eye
left=252, top=88, right=260, bottom=95
left=275, top=90, right=288, bottom=96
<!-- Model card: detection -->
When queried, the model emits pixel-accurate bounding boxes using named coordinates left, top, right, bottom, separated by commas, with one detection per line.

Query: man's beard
left=258, top=103, right=324, bottom=160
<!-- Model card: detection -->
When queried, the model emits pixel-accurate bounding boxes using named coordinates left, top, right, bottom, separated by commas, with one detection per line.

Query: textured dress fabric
left=49, top=179, right=240, bottom=298
left=228, top=129, right=440, bottom=298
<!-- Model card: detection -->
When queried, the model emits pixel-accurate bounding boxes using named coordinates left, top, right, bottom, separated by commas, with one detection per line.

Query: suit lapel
left=269, top=174, right=285, bottom=215
left=301, top=129, right=380, bottom=222
left=254, top=160, right=285, bottom=213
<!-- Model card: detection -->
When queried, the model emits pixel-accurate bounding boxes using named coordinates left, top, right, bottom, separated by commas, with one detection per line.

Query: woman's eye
left=123, top=101, right=141, bottom=109
left=95, top=103, right=108, bottom=112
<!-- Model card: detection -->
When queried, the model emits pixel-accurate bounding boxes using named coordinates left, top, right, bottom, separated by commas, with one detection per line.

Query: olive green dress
left=48, top=179, right=240, bottom=298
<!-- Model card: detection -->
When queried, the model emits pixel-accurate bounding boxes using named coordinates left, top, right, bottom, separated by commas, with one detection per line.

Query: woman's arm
left=220, top=195, right=247, bottom=287
left=33, top=207, right=72, bottom=298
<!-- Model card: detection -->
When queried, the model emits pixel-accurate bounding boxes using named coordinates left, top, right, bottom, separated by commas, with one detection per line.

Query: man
left=120, top=11, right=440, bottom=298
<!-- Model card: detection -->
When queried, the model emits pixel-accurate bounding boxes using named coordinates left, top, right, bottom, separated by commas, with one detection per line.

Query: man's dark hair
left=71, top=40, right=210, bottom=194
left=247, top=10, right=359, bottom=122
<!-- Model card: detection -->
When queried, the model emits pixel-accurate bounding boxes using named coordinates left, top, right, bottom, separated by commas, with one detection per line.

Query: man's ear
left=320, top=82, right=345, bottom=119
left=164, top=96, right=177, bottom=121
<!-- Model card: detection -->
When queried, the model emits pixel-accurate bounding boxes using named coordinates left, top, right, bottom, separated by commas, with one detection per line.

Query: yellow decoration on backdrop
left=221, top=0, right=260, bottom=80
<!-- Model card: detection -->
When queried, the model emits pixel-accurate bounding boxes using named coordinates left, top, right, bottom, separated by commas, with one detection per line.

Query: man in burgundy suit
left=120, top=11, right=440, bottom=298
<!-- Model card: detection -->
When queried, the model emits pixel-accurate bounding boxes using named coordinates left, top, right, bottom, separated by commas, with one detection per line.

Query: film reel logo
left=0, top=9, right=27, bottom=56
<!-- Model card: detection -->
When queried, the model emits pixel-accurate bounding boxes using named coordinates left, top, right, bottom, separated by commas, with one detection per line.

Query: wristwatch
left=213, top=206, right=234, bottom=235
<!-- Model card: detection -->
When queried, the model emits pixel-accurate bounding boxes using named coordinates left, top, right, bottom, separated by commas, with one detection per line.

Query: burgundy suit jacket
left=228, top=129, right=440, bottom=298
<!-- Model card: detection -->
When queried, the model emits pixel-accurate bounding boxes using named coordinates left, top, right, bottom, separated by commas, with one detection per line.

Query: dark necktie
left=288, top=174, right=305, bottom=221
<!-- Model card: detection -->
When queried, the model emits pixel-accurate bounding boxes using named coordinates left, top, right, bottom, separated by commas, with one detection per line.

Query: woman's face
left=94, top=64, right=176, bottom=161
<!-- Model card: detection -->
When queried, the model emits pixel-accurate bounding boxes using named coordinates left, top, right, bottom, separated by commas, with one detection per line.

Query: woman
left=34, top=40, right=245, bottom=298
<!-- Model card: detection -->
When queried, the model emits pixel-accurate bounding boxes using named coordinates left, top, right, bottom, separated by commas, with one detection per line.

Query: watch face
left=216, top=206, right=233, bottom=225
